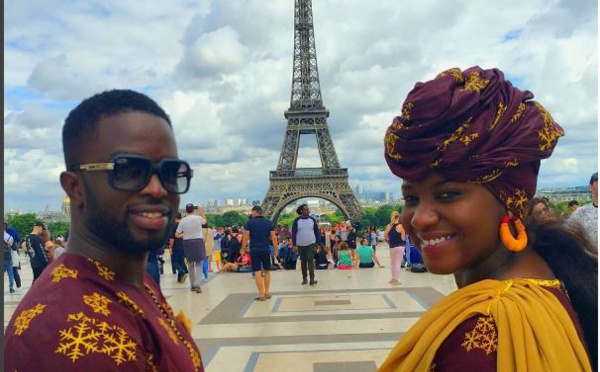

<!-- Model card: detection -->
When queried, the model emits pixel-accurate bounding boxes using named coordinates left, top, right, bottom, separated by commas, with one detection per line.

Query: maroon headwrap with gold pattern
left=384, top=66, right=564, bottom=219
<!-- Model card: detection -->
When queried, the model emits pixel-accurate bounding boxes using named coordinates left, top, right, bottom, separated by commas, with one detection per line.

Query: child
left=337, top=242, right=355, bottom=270
left=314, top=245, right=330, bottom=270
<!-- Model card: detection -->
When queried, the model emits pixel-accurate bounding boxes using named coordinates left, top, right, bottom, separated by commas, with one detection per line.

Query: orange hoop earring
left=499, top=215, right=528, bottom=252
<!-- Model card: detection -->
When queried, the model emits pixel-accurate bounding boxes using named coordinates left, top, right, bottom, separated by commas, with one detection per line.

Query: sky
left=4, top=0, right=598, bottom=213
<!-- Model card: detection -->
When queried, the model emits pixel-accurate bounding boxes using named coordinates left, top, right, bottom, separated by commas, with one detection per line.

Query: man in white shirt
left=4, top=226, right=16, bottom=293
left=176, top=203, right=207, bottom=293
left=567, top=172, right=598, bottom=251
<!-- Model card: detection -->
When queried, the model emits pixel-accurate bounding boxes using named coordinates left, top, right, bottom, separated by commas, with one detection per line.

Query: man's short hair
left=568, top=200, right=579, bottom=207
left=185, top=203, right=195, bottom=213
left=590, top=172, right=598, bottom=185
left=33, top=221, right=45, bottom=228
left=251, top=205, right=263, bottom=213
left=62, top=89, right=172, bottom=169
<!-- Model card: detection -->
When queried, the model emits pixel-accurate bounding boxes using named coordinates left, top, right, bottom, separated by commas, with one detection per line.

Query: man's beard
left=84, top=190, right=173, bottom=256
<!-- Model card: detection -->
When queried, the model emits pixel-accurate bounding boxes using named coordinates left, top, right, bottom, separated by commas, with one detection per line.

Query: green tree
left=47, top=221, right=71, bottom=239
left=5, top=213, right=38, bottom=240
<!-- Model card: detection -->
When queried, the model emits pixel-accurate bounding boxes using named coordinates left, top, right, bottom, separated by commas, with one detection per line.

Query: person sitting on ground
left=356, top=238, right=384, bottom=268
left=314, top=245, right=330, bottom=270
left=336, top=242, right=355, bottom=270
left=378, top=66, right=596, bottom=371
left=221, top=251, right=252, bottom=273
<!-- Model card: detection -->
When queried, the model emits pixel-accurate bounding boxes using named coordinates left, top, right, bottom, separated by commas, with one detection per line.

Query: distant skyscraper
left=226, top=199, right=234, bottom=207
left=356, top=182, right=363, bottom=195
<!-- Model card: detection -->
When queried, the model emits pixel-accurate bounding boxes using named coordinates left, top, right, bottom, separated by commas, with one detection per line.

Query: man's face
left=301, top=206, right=310, bottom=216
left=79, top=111, right=180, bottom=256
left=590, top=181, right=598, bottom=201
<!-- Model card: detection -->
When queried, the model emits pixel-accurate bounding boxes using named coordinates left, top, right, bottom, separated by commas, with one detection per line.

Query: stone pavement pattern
left=4, top=244, right=457, bottom=371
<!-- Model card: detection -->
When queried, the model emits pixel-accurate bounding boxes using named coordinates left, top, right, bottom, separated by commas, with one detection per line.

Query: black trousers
left=298, top=243, right=317, bottom=280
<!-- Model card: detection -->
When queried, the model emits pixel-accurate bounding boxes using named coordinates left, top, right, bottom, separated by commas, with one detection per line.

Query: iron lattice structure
left=261, top=0, right=363, bottom=222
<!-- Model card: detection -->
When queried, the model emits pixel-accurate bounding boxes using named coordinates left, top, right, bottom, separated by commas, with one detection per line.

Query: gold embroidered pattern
left=460, top=72, right=490, bottom=93
left=14, top=303, right=47, bottom=336
left=461, top=315, right=498, bottom=355
left=438, top=118, right=472, bottom=152
left=489, top=102, right=507, bottom=131
left=83, top=293, right=112, bottom=316
left=146, top=353, right=159, bottom=372
left=55, top=312, right=138, bottom=365
left=535, top=102, right=564, bottom=151
left=509, top=103, right=526, bottom=124
left=384, top=131, right=402, bottom=161
left=459, top=133, right=480, bottom=146
left=523, top=278, right=561, bottom=288
left=437, top=68, right=463, bottom=82
left=55, top=312, right=101, bottom=362
left=476, top=168, right=503, bottom=184
left=87, top=258, right=116, bottom=281
left=116, top=292, right=146, bottom=319
left=51, top=264, right=78, bottom=282
left=158, top=317, right=180, bottom=345
left=505, top=188, right=529, bottom=218
left=401, top=102, right=413, bottom=120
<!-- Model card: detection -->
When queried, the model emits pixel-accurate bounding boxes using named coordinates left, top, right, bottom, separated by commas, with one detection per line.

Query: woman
left=384, top=211, right=406, bottom=285
left=368, top=225, right=378, bottom=253
left=336, top=242, right=355, bottom=270
left=356, top=238, right=384, bottom=268
left=378, top=66, right=596, bottom=371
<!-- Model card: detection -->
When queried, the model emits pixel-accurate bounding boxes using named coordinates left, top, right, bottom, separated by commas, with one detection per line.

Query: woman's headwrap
left=384, top=66, right=564, bottom=219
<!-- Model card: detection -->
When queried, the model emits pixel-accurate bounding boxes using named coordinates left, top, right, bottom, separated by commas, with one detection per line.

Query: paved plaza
left=4, top=244, right=458, bottom=371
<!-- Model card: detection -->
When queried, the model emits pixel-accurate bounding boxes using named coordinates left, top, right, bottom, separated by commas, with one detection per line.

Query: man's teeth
left=421, top=236, right=451, bottom=247
left=139, top=212, right=163, bottom=218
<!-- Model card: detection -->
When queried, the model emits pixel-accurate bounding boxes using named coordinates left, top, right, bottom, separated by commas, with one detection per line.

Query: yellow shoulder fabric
left=377, top=278, right=591, bottom=372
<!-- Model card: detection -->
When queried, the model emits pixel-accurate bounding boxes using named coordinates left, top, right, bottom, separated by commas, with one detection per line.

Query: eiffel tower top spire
left=289, top=0, right=326, bottom=112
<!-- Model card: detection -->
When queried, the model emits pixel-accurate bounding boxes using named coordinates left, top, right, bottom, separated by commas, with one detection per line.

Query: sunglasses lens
left=160, top=160, right=191, bottom=194
left=111, top=156, right=152, bottom=191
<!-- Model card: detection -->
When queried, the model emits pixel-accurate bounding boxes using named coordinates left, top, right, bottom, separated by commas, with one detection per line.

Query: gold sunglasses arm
left=78, top=163, right=115, bottom=171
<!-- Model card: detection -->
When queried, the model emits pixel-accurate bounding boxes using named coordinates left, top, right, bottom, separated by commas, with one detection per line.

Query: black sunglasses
left=71, top=154, right=193, bottom=194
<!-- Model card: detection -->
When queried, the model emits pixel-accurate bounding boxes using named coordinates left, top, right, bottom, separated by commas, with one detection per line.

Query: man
left=4, top=89, right=203, bottom=371
left=5, top=223, right=21, bottom=288
left=292, top=204, right=322, bottom=285
left=568, top=200, right=579, bottom=212
left=4, top=225, right=16, bottom=293
left=169, top=212, right=188, bottom=283
left=567, top=171, right=598, bottom=249
left=176, top=203, right=207, bottom=293
left=241, top=205, right=278, bottom=301
left=277, top=223, right=291, bottom=243
left=23, top=221, right=50, bottom=282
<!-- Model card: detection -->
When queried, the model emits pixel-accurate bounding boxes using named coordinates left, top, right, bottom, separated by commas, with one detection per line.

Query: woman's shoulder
left=432, top=314, right=497, bottom=371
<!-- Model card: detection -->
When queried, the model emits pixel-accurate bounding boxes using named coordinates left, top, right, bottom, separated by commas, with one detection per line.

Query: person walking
left=177, top=203, right=207, bottom=293
left=292, top=204, right=322, bottom=285
left=169, top=212, right=188, bottom=283
left=384, top=211, right=406, bottom=285
left=4, top=227, right=16, bottom=293
left=241, top=205, right=279, bottom=301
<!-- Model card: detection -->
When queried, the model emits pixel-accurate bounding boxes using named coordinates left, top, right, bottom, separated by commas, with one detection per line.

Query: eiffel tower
left=261, top=0, right=363, bottom=222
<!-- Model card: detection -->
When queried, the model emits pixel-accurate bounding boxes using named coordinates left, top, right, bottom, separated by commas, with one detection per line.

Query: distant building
left=226, top=199, right=234, bottom=207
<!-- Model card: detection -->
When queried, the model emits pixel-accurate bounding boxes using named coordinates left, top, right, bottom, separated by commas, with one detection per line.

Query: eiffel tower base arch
left=261, top=173, right=363, bottom=223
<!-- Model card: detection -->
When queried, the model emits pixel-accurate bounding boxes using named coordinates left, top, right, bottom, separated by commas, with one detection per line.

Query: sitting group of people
left=315, top=238, right=384, bottom=270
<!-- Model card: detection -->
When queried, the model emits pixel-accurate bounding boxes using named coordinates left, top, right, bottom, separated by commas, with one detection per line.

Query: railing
left=270, top=168, right=348, bottom=179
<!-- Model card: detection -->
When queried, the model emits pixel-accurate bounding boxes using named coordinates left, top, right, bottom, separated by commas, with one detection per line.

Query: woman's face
left=401, top=172, right=506, bottom=277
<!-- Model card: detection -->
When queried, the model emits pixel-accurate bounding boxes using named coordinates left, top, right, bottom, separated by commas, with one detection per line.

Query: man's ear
left=60, top=171, right=84, bottom=208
